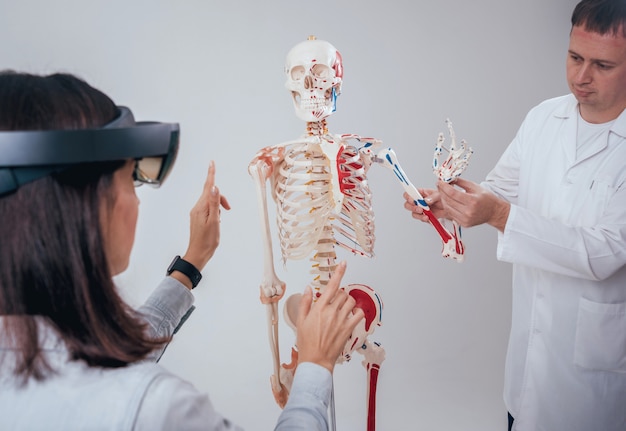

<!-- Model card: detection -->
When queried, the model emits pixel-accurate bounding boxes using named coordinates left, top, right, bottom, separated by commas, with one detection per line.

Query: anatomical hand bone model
left=248, top=36, right=472, bottom=431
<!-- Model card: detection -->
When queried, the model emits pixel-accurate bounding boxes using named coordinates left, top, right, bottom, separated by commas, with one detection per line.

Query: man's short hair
left=572, top=0, right=626, bottom=38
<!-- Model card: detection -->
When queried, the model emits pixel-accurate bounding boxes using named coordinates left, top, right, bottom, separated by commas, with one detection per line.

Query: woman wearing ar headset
left=0, top=71, right=363, bottom=430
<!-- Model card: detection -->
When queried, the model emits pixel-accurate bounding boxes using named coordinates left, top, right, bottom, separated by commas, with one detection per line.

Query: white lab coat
left=482, top=94, right=626, bottom=431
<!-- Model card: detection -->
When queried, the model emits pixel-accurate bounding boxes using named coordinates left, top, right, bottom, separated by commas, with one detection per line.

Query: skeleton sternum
left=273, top=138, right=375, bottom=291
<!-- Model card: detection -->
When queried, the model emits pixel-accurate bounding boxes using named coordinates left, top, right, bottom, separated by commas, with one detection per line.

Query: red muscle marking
left=337, top=147, right=364, bottom=194
left=334, top=50, right=344, bottom=78
left=367, top=365, right=380, bottom=431
left=348, top=289, right=377, bottom=332
left=424, top=209, right=452, bottom=242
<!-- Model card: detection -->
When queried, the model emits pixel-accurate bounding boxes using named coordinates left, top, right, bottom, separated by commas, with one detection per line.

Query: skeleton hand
left=430, top=119, right=474, bottom=261
left=433, top=119, right=473, bottom=183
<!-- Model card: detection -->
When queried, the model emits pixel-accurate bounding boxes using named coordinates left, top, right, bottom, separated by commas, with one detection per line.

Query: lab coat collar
left=553, top=94, right=626, bottom=130
left=553, top=95, right=579, bottom=166
left=553, top=94, right=579, bottom=120
left=612, top=108, right=626, bottom=139
left=554, top=94, right=626, bottom=166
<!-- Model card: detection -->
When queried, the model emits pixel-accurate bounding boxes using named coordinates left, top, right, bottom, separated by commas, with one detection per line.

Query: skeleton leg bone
left=359, top=340, right=385, bottom=431
left=343, top=284, right=384, bottom=431
left=286, top=282, right=383, bottom=431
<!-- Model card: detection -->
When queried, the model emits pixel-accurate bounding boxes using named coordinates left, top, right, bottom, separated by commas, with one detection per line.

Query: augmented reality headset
left=0, top=106, right=179, bottom=196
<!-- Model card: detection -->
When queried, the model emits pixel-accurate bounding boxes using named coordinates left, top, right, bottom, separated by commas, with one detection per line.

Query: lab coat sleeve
left=497, top=197, right=626, bottom=281
left=482, top=106, right=626, bottom=281
left=481, top=125, right=522, bottom=207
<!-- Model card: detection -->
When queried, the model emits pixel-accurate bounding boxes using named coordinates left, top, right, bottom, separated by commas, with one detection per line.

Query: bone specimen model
left=248, top=36, right=471, bottom=431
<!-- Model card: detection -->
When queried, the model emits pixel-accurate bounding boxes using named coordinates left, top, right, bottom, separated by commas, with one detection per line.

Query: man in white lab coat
left=404, top=0, right=626, bottom=430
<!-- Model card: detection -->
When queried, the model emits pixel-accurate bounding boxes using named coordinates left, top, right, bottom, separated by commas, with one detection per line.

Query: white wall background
left=0, top=1, right=576, bottom=429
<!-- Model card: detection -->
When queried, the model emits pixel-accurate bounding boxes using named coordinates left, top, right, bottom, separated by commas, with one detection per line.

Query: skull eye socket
left=290, top=66, right=306, bottom=80
left=311, top=64, right=331, bottom=79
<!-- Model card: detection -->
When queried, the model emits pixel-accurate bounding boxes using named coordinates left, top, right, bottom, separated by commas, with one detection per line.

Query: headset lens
left=134, top=157, right=162, bottom=186
left=133, top=132, right=178, bottom=187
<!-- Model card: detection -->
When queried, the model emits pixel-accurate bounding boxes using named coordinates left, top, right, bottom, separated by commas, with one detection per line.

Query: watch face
left=167, top=256, right=181, bottom=274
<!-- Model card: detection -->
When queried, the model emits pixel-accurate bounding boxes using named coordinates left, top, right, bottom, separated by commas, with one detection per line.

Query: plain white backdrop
left=1, top=1, right=576, bottom=429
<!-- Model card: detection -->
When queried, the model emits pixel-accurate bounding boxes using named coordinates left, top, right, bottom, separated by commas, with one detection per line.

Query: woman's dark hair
left=572, top=0, right=626, bottom=38
left=0, top=71, right=167, bottom=382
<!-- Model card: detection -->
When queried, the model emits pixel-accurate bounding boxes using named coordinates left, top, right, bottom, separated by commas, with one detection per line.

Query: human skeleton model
left=248, top=36, right=472, bottom=431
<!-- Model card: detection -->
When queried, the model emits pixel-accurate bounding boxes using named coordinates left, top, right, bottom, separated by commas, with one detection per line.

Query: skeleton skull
left=285, top=36, right=343, bottom=122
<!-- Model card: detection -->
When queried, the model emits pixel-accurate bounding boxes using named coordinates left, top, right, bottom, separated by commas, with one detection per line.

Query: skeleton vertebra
left=249, top=36, right=471, bottom=431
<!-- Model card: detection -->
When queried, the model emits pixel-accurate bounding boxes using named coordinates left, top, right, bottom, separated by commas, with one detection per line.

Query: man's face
left=567, top=25, right=626, bottom=123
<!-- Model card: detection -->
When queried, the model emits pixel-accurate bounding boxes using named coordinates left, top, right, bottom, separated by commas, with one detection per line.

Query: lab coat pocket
left=574, top=298, right=626, bottom=372
left=571, top=177, right=614, bottom=226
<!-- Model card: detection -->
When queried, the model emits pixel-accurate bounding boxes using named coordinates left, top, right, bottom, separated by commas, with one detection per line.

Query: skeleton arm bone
left=248, top=155, right=286, bottom=301
left=249, top=137, right=328, bottom=406
left=248, top=151, right=290, bottom=405
left=371, top=146, right=465, bottom=261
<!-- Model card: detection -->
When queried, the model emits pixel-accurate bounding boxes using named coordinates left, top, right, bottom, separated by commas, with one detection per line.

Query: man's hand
left=437, top=178, right=510, bottom=232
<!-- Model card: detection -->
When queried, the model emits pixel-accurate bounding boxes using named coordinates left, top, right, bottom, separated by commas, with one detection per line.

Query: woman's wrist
left=169, top=271, right=194, bottom=290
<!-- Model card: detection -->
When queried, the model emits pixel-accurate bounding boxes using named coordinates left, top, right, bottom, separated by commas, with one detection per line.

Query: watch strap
left=167, top=255, right=202, bottom=289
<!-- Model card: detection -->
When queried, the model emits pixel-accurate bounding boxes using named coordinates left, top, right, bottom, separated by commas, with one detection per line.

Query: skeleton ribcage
left=271, top=142, right=375, bottom=270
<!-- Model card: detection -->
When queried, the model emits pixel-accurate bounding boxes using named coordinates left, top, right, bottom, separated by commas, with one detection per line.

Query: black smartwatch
left=167, top=255, right=202, bottom=289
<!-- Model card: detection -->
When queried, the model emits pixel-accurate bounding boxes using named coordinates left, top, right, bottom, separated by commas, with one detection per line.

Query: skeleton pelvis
left=340, top=283, right=383, bottom=363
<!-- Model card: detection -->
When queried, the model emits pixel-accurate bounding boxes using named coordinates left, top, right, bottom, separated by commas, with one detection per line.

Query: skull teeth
left=299, top=98, right=329, bottom=110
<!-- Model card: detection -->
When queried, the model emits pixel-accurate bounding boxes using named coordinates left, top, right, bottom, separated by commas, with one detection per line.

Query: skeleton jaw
left=291, top=87, right=337, bottom=121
